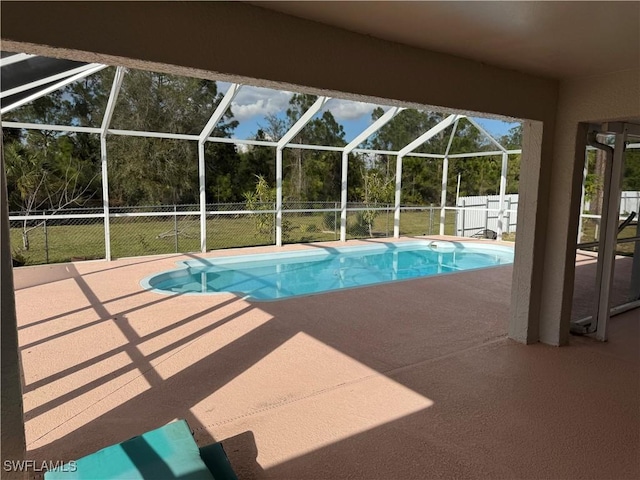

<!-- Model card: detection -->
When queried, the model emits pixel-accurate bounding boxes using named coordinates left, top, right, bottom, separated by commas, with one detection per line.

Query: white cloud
left=325, top=100, right=379, bottom=121
left=230, top=87, right=293, bottom=121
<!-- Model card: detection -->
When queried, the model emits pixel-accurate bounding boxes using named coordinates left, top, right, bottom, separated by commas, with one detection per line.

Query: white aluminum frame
left=275, top=96, right=330, bottom=246
left=1, top=57, right=531, bottom=259
left=1, top=64, right=108, bottom=114
left=340, top=106, right=404, bottom=241
left=198, top=83, right=242, bottom=252
left=394, top=114, right=461, bottom=237
left=1, top=63, right=105, bottom=99
left=99, top=66, right=125, bottom=261
left=0, top=53, right=35, bottom=67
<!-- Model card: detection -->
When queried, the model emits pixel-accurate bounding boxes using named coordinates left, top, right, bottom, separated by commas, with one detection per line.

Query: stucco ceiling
left=249, top=1, right=640, bottom=79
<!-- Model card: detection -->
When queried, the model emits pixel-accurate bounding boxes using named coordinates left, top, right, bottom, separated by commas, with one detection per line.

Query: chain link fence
left=8, top=203, right=507, bottom=266
left=10, top=213, right=105, bottom=266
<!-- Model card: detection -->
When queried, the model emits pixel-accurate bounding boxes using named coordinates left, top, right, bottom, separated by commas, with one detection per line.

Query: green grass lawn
left=8, top=209, right=475, bottom=266
left=12, top=210, right=635, bottom=266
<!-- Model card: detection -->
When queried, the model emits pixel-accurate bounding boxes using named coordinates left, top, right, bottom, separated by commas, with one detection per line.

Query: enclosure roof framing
left=199, top=83, right=242, bottom=143
left=0, top=51, right=109, bottom=112
left=344, top=106, right=404, bottom=154
left=398, top=114, right=461, bottom=157
left=278, top=96, right=331, bottom=148
left=101, top=67, right=125, bottom=136
left=0, top=52, right=517, bottom=160
left=466, top=117, right=508, bottom=153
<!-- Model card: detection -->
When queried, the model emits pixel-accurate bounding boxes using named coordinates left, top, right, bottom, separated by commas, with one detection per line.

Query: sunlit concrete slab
left=12, top=238, right=639, bottom=479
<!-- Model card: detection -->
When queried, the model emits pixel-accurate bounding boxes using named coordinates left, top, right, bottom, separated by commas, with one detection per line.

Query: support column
left=394, top=114, right=460, bottom=238
left=577, top=151, right=589, bottom=244
left=393, top=155, right=403, bottom=238
left=341, top=106, right=404, bottom=242
left=99, top=66, right=125, bottom=261
left=340, top=151, right=348, bottom=242
left=595, top=130, right=627, bottom=341
left=100, top=136, right=111, bottom=260
left=497, top=152, right=508, bottom=241
left=439, top=156, right=448, bottom=236
left=276, top=148, right=283, bottom=246
left=1, top=142, right=27, bottom=478
left=198, top=142, right=207, bottom=252
left=630, top=219, right=640, bottom=301
left=508, top=120, right=549, bottom=344
left=509, top=119, right=588, bottom=346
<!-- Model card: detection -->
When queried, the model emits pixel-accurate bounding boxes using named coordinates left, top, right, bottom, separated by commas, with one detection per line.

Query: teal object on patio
left=45, top=420, right=220, bottom=479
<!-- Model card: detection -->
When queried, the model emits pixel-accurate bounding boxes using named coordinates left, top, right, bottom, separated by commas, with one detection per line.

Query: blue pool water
left=142, top=241, right=514, bottom=300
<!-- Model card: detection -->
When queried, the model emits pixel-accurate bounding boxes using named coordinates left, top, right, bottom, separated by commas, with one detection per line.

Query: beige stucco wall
left=1, top=7, right=638, bottom=465
left=1, top=147, right=26, bottom=478
left=1, top=2, right=637, bottom=351
left=0, top=2, right=557, bottom=121
left=538, top=69, right=640, bottom=345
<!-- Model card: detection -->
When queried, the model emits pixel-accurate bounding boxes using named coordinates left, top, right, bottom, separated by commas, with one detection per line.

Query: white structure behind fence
left=619, top=191, right=640, bottom=215
left=456, top=194, right=519, bottom=237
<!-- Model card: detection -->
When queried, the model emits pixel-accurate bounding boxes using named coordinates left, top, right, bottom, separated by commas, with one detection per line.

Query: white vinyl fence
left=454, top=191, right=640, bottom=240
left=583, top=191, right=640, bottom=215
left=619, top=191, right=640, bottom=215
left=455, top=194, right=519, bottom=237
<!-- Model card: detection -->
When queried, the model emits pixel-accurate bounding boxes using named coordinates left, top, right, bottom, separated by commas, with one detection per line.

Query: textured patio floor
left=13, top=237, right=639, bottom=479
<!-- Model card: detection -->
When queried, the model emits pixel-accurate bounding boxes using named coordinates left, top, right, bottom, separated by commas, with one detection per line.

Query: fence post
left=174, top=204, right=178, bottom=253
left=461, top=199, right=466, bottom=237
left=273, top=202, right=277, bottom=244
left=429, top=205, right=434, bottom=235
left=386, top=205, right=390, bottom=237
left=43, top=211, right=49, bottom=264
left=334, top=202, right=338, bottom=240
left=485, top=198, right=490, bottom=232
left=454, top=207, right=458, bottom=237
left=506, top=198, right=511, bottom=234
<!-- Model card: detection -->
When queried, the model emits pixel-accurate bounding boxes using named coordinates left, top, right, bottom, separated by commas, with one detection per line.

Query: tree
left=357, top=170, right=394, bottom=236
left=243, top=175, right=291, bottom=240
left=366, top=111, right=492, bottom=205
left=4, top=138, right=98, bottom=249
left=106, top=69, right=241, bottom=206
left=281, top=94, right=346, bottom=202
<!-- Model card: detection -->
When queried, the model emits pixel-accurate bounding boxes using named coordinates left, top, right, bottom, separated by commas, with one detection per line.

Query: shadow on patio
left=13, top=248, right=639, bottom=479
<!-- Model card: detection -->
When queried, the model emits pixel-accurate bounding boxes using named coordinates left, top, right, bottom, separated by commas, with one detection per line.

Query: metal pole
left=577, top=150, right=589, bottom=244
left=276, top=148, right=283, bottom=246
left=630, top=219, right=640, bottom=302
left=43, top=213, right=49, bottom=264
left=456, top=173, right=461, bottom=204
left=497, top=152, right=508, bottom=241
left=440, top=156, right=448, bottom=235
left=340, top=151, right=348, bottom=242
left=462, top=199, right=466, bottom=236
left=595, top=130, right=627, bottom=341
left=485, top=198, right=489, bottom=232
left=100, top=136, right=111, bottom=260
left=99, top=67, right=125, bottom=262
left=386, top=205, right=390, bottom=237
left=393, top=155, right=403, bottom=238
left=429, top=206, right=434, bottom=235
left=198, top=142, right=206, bottom=252
left=197, top=83, right=242, bottom=254
left=174, top=204, right=178, bottom=253
left=334, top=202, right=338, bottom=240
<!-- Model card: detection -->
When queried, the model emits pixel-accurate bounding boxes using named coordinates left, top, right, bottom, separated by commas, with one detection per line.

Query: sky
left=219, top=82, right=520, bottom=145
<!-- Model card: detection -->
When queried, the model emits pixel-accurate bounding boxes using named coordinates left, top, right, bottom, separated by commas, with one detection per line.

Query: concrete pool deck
left=12, top=237, right=639, bottom=479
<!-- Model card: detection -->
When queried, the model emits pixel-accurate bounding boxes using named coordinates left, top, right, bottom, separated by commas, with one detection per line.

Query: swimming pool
left=141, top=240, right=514, bottom=300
